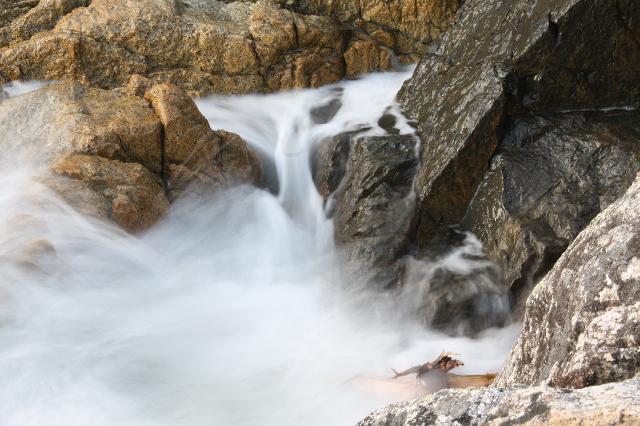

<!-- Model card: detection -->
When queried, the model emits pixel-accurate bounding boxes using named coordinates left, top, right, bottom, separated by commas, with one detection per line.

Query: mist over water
left=0, top=71, right=519, bottom=426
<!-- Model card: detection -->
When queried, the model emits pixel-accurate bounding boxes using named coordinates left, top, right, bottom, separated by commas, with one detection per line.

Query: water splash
left=0, top=70, right=519, bottom=426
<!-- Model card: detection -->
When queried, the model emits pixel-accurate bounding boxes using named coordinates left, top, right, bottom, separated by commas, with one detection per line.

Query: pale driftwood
left=391, top=351, right=464, bottom=380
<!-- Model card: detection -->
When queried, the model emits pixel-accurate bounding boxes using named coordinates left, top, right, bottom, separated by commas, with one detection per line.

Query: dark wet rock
left=399, top=0, right=640, bottom=246
left=461, top=111, right=640, bottom=313
left=310, top=93, right=342, bottom=124
left=495, top=174, right=640, bottom=388
left=377, top=113, right=399, bottom=135
left=400, top=228, right=510, bottom=335
left=358, top=375, right=640, bottom=426
left=332, top=134, right=418, bottom=289
left=311, top=132, right=351, bottom=201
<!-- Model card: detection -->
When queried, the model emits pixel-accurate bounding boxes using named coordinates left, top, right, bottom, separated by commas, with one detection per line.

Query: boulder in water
left=494, top=173, right=640, bottom=388
left=50, top=154, right=169, bottom=233
left=400, top=228, right=510, bottom=335
left=461, top=111, right=640, bottom=313
left=332, top=134, right=418, bottom=289
left=0, top=81, right=261, bottom=231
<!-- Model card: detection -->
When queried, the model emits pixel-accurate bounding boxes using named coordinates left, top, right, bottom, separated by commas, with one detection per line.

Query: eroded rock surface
left=358, top=376, right=640, bottom=426
left=0, top=0, right=462, bottom=95
left=0, top=81, right=261, bottom=231
left=400, top=0, right=640, bottom=242
left=396, top=0, right=640, bottom=309
left=495, top=174, right=640, bottom=388
left=285, top=0, right=461, bottom=62
left=462, top=111, right=640, bottom=311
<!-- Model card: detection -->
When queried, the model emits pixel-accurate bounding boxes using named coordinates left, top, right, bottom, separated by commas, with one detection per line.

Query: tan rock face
left=0, top=0, right=90, bottom=48
left=343, top=39, right=393, bottom=78
left=0, top=81, right=261, bottom=232
left=290, top=0, right=462, bottom=61
left=0, top=81, right=163, bottom=172
left=50, top=154, right=169, bottom=233
left=0, top=0, right=461, bottom=95
left=144, top=83, right=262, bottom=200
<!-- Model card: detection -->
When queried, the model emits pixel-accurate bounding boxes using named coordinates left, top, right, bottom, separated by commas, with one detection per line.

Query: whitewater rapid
left=0, top=70, right=519, bottom=426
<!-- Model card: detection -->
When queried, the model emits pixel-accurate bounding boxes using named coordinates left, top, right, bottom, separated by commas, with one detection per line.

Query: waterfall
left=0, top=71, right=519, bottom=426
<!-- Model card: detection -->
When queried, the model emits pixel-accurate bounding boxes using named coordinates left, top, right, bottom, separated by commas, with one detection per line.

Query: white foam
left=0, top=71, right=519, bottom=426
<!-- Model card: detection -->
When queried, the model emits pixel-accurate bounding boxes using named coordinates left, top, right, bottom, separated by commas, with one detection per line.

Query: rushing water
left=0, top=71, right=519, bottom=426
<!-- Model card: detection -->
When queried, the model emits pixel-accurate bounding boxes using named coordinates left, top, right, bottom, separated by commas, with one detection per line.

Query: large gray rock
left=494, top=174, right=640, bottom=388
left=332, top=134, right=418, bottom=289
left=358, top=375, right=640, bottom=426
left=461, top=111, right=640, bottom=312
left=399, top=0, right=640, bottom=245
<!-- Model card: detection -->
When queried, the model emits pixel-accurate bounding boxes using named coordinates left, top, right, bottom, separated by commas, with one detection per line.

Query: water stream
left=0, top=70, right=519, bottom=426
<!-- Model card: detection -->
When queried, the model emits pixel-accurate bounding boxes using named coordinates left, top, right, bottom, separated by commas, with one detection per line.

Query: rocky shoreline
left=1, top=0, right=639, bottom=424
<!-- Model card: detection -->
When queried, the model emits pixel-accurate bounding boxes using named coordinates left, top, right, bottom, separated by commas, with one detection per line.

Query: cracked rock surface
left=396, top=0, right=640, bottom=309
left=0, top=0, right=461, bottom=95
left=358, top=375, right=640, bottom=426
left=495, top=173, right=640, bottom=388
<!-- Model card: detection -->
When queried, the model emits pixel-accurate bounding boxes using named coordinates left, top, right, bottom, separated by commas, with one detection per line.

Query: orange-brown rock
left=0, top=0, right=461, bottom=95
left=0, top=81, right=163, bottom=172
left=0, top=0, right=90, bottom=48
left=288, top=0, right=462, bottom=62
left=0, top=81, right=262, bottom=231
left=344, top=38, right=393, bottom=78
left=50, top=154, right=169, bottom=233
left=144, top=83, right=262, bottom=200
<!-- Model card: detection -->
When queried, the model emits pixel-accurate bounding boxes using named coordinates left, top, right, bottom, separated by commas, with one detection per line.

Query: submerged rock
left=358, top=375, right=640, bottom=426
left=495, top=174, right=640, bottom=388
left=0, top=81, right=261, bottom=231
left=400, top=229, right=510, bottom=335
left=0, top=0, right=461, bottom=95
